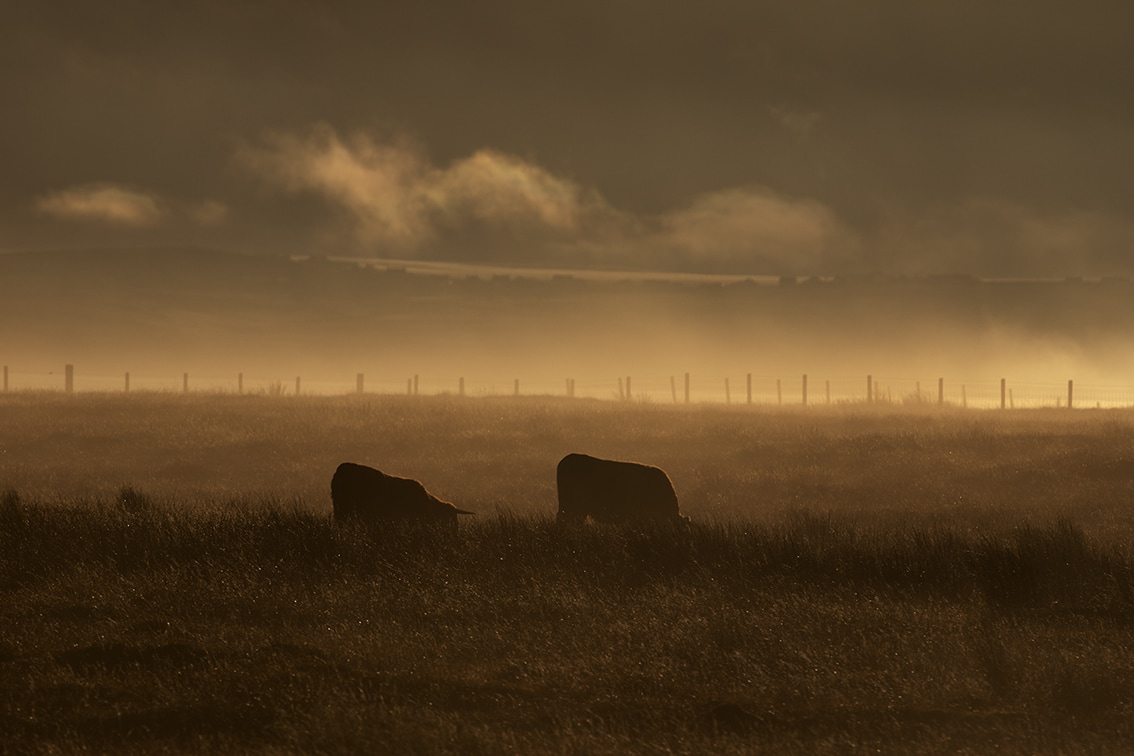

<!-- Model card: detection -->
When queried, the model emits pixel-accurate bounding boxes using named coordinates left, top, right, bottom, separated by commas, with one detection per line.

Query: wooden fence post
left=65, top=364, right=74, bottom=394
left=725, top=378, right=731, bottom=405
left=746, top=373, right=752, bottom=405
left=938, top=377, right=943, bottom=405
left=776, top=378, right=782, bottom=405
left=356, top=373, right=364, bottom=394
left=1000, top=378, right=1006, bottom=409
left=2, top=365, right=7, bottom=392
left=670, top=376, right=677, bottom=403
left=460, top=377, right=466, bottom=397
left=866, top=374, right=872, bottom=404
left=514, top=378, right=520, bottom=397
left=1068, top=379, right=1074, bottom=409
left=826, top=379, right=831, bottom=405
left=802, top=374, right=808, bottom=406
left=125, top=372, right=130, bottom=393
left=183, top=373, right=188, bottom=393
left=684, top=373, right=690, bottom=404
left=295, top=376, right=301, bottom=396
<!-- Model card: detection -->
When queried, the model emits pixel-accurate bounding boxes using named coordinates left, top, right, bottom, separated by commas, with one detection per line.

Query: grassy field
left=3, top=393, right=1134, bottom=752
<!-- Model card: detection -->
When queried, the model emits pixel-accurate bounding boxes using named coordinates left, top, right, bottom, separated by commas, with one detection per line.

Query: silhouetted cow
left=556, top=453, right=688, bottom=524
left=331, top=462, right=473, bottom=525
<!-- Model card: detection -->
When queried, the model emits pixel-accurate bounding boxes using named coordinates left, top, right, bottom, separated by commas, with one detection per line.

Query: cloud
left=237, top=126, right=430, bottom=245
left=36, top=184, right=165, bottom=226
left=34, top=184, right=229, bottom=229
left=233, top=124, right=1134, bottom=278
left=235, top=124, right=612, bottom=251
left=875, top=200, right=1134, bottom=278
left=431, top=149, right=594, bottom=233
left=236, top=124, right=860, bottom=272
left=647, top=188, right=857, bottom=273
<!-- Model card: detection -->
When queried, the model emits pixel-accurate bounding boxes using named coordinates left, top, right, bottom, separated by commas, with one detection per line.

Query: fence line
left=3, top=364, right=1134, bottom=408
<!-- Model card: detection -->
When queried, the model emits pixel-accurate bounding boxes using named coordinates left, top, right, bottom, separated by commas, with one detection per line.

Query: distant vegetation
left=2, top=393, right=1134, bottom=751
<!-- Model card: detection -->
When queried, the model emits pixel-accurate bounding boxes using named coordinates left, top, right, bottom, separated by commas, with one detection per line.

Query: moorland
left=3, top=392, right=1134, bottom=753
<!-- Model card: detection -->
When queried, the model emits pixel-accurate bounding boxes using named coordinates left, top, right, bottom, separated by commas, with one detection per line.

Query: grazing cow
left=331, top=462, right=473, bottom=525
left=556, top=453, right=688, bottom=524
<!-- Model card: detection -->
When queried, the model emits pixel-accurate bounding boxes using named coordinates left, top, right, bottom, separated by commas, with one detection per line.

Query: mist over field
left=4, top=248, right=1134, bottom=399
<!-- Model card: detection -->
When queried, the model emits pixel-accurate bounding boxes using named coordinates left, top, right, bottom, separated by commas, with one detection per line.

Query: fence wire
left=5, top=364, right=1134, bottom=409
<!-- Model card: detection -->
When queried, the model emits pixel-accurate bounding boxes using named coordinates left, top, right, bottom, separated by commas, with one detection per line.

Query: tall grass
left=3, top=493, right=1134, bottom=752
left=4, top=394, right=1134, bottom=751
left=4, top=392, right=1134, bottom=538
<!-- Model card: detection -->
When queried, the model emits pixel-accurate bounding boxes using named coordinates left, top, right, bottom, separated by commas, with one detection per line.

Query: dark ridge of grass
left=3, top=494, right=1132, bottom=619
left=692, top=512, right=1133, bottom=609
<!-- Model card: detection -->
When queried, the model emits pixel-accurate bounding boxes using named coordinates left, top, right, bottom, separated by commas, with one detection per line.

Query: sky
left=3, top=0, right=1133, bottom=278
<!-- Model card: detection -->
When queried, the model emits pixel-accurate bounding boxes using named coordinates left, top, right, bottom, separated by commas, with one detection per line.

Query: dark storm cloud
left=3, top=0, right=1133, bottom=275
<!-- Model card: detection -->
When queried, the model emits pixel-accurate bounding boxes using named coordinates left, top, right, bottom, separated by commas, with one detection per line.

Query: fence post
left=684, top=373, right=690, bottom=404
left=725, top=378, right=731, bottom=405
left=460, top=377, right=466, bottom=397
left=826, top=379, right=831, bottom=405
left=776, top=378, right=782, bottom=405
left=296, top=376, right=301, bottom=396
left=414, top=374, right=419, bottom=396
left=746, top=373, right=752, bottom=405
left=356, top=373, right=364, bottom=394
left=866, top=374, right=872, bottom=404
left=2, top=365, right=7, bottom=392
left=1000, top=378, right=1006, bottom=409
left=626, top=376, right=631, bottom=400
left=938, top=377, right=943, bottom=406
left=183, top=373, right=188, bottom=393
left=514, top=378, right=520, bottom=397
left=1068, top=379, right=1074, bottom=409
left=802, top=374, right=808, bottom=406
left=65, top=364, right=74, bottom=394
left=239, top=373, right=244, bottom=394
left=670, top=376, right=677, bottom=403
left=125, top=372, right=130, bottom=393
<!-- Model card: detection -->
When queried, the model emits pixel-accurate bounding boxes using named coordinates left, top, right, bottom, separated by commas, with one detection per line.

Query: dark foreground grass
left=3, top=493, right=1134, bottom=753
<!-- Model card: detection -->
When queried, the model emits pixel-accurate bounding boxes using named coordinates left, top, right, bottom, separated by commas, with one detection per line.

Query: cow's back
left=557, top=453, right=681, bottom=523
left=332, top=462, right=468, bottom=525
left=331, top=462, right=387, bottom=522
